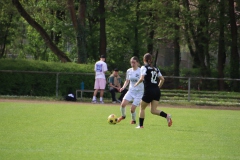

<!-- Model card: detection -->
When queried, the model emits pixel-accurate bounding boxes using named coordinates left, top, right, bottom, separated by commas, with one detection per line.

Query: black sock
left=160, top=111, right=167, bottom=118
left=139, top=118, right=144, bottom=126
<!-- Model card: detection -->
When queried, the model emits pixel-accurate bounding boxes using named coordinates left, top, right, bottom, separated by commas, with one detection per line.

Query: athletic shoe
left=116, top=99, right=121, bottom=103
left=167, top=114, right=172, bottom=127
left=99, top=101, right=104, bottom=104
left=112, top=101, right=116, bottom=104
left=130, top=120, right=136, bottom=124
left=136, top=126, right=144, bottom=129
left=117, top=116, right=125, bottom=123
left=91, top=100, right=97, bottom=104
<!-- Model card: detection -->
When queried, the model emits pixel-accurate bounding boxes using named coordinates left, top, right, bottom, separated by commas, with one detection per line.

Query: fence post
left=56, top=73, right=59, bottom=97
left=188, top=77, right=191, bottom=101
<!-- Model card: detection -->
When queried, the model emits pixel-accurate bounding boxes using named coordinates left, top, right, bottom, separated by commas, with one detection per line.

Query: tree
left=134, top=0, right=140, bottom=57
left=228, top=0, right=239, bottom=91
left=12, top=0, right=71, bottom=62
left=0, top=0, right=14, bottom=58
left=182, top=0, right=211, bottom=76
left=99, top=0, right=106, bottom=58
left=67, top=0, right=87, bottom=63
left=217, top=0, right=226, bottom=90
left=0, top=14, right=12, bottom=58
left=173, top=0, right=180, bottom=88
left=147, top=11, right=154, bottom=55
left=182, top=0, right=201, bottom=68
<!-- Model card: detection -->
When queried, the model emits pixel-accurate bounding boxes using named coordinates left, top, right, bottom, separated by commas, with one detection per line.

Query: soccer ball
left=107, top=114, right=118, bottom=124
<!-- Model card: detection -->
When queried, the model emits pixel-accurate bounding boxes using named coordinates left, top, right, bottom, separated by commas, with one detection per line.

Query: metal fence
left=0, top=70, right=240, bottom=102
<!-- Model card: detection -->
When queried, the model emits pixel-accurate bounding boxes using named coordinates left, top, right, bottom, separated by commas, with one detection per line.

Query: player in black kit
left=134, top=53, right=172, bottom=128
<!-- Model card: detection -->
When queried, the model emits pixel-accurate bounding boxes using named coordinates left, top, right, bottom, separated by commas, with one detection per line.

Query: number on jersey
left=150, top=71, right=157, bottom=83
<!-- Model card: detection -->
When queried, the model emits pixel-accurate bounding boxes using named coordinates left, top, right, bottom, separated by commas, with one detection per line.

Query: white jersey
left=94, top=60, right=108, bottom=79
left=126, top=67, right=144, bottom=91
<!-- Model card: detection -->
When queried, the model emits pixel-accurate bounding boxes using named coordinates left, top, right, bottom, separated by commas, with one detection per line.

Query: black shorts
left=142, top=87, right=161, bottom=103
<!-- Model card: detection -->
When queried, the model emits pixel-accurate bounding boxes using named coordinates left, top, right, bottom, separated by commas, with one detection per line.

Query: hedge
left=0, top=59, right=98, bottom=97
left=1, top=59, right=238, bottom=96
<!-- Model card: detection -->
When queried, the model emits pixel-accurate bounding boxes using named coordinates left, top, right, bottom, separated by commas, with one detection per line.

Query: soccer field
left=0, top=100, right=240, bottom=160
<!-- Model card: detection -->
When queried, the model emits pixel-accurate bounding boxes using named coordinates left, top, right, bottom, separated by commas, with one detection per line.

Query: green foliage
left=105, top=1, right=147, bottom=71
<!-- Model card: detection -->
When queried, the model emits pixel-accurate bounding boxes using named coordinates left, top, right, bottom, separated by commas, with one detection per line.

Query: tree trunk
left=228, top=0, right=239, bottom=91
left=12, top=0, right=71, bottom=62
left=182, top=0, right=201, bottom=68
left=67, top=0, right=87, bottom=63
left=133, top=0, right=140, bottom=57
left=217, top=0, right=226, bottom=91
left=67, top=0, right=78, bottom=31
left=99, top=0, right=106, bottom=58
left=77, top=0, right=87, bottom=63
left=147, top=12, right=154, bottom=55
left=154, top=49, right=158, bottom=67
left=0, top=14, right=12, bottom=58
left=196, top=0, right=210, bottom=77
left=87, top=5, right=99, bottom=60
left=173, top=0, right=180, bottom=88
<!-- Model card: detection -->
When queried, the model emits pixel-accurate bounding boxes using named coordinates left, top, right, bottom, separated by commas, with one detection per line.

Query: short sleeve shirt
left=140, top=65, right=162, bottom=89
left=126, top=67, right=144, bottom=91
left=94, top=60, right=108, bottom=79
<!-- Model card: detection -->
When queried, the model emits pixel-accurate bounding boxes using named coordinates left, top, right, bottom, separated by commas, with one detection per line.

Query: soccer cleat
left=117, top=116, right=126, bottom=123
left=136, top=126, right=144, bottom=129
left=112, top=101, right=116, bottom=104
left=130, top=120, right=136, bottom=124
left=91, top=100, right=97, bottom=104
left=167, top=114, right=172, bottom=127
left=99, top=101, right=104, bottom=104
left=116, top=99, right=122, bottom=103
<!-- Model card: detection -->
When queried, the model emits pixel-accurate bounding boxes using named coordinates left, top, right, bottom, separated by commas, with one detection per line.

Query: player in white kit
left=117, top=56, right=144, bottom=124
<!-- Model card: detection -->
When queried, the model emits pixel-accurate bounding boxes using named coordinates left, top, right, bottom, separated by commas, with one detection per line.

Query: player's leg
left=130, top=105, right=137, bottom=124
left=131, top=94, right=141, bottom=124
left=92, top=79, right=99, bottom=103
left=99, top=78, right=106, bottom=103
left=137, top=89, right=152, bottom=128
left=150, top=90, right=172, bottom=127
left=117, top=91, right=132, bottom=123
left=149, top=100, right=160, bottom=115
left=137, top=100, right=148, bottom=128
left=99, top=89, right=104, bottom=103
left=150, top=101, right=172, bottom=127
left=117, top=99, right=129, bottom=122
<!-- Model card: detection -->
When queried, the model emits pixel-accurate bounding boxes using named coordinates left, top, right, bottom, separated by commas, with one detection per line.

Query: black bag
left=65, top=93, right=76, bottom=101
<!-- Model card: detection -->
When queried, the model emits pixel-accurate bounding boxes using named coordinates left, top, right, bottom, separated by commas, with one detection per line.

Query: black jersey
left=143, top=65, right=160, bottom=90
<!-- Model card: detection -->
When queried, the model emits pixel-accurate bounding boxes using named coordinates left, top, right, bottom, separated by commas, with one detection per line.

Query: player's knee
left=130, top=108, right=135, bottom=113
left=150, top=109, right=156, bottom=114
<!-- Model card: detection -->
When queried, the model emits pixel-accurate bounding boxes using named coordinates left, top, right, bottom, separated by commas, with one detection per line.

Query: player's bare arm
left=134, top=75, right=144, bottom=87
left=158, top=76, right=165, bottom=88
left=120, top=80, right=130, bottom=92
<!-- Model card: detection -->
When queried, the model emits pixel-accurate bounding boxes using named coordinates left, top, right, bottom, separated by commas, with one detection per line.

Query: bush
left=0, top=59, right=99, bottom=97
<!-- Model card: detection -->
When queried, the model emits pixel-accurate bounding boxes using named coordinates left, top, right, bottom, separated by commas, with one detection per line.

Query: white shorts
left=94, top=78, right=106, bottom=90
left=123, top=90, right=144, bottom=107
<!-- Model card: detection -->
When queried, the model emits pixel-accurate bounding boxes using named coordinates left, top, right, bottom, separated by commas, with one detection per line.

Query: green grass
left=0, top=101, right=240, bottom=160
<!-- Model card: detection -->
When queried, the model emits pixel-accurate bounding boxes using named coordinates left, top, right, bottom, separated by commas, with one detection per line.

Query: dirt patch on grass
left=1, top=98, right=239, bottom=111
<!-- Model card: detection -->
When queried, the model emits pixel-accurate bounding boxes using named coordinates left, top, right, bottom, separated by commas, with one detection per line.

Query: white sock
left=100, top=97, right=103, bottom=101
left=131, top=111, right=136, bottom=121
left=92, top=96, right=96, bottom=101
left=120, top=107, right=126, bottom=117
